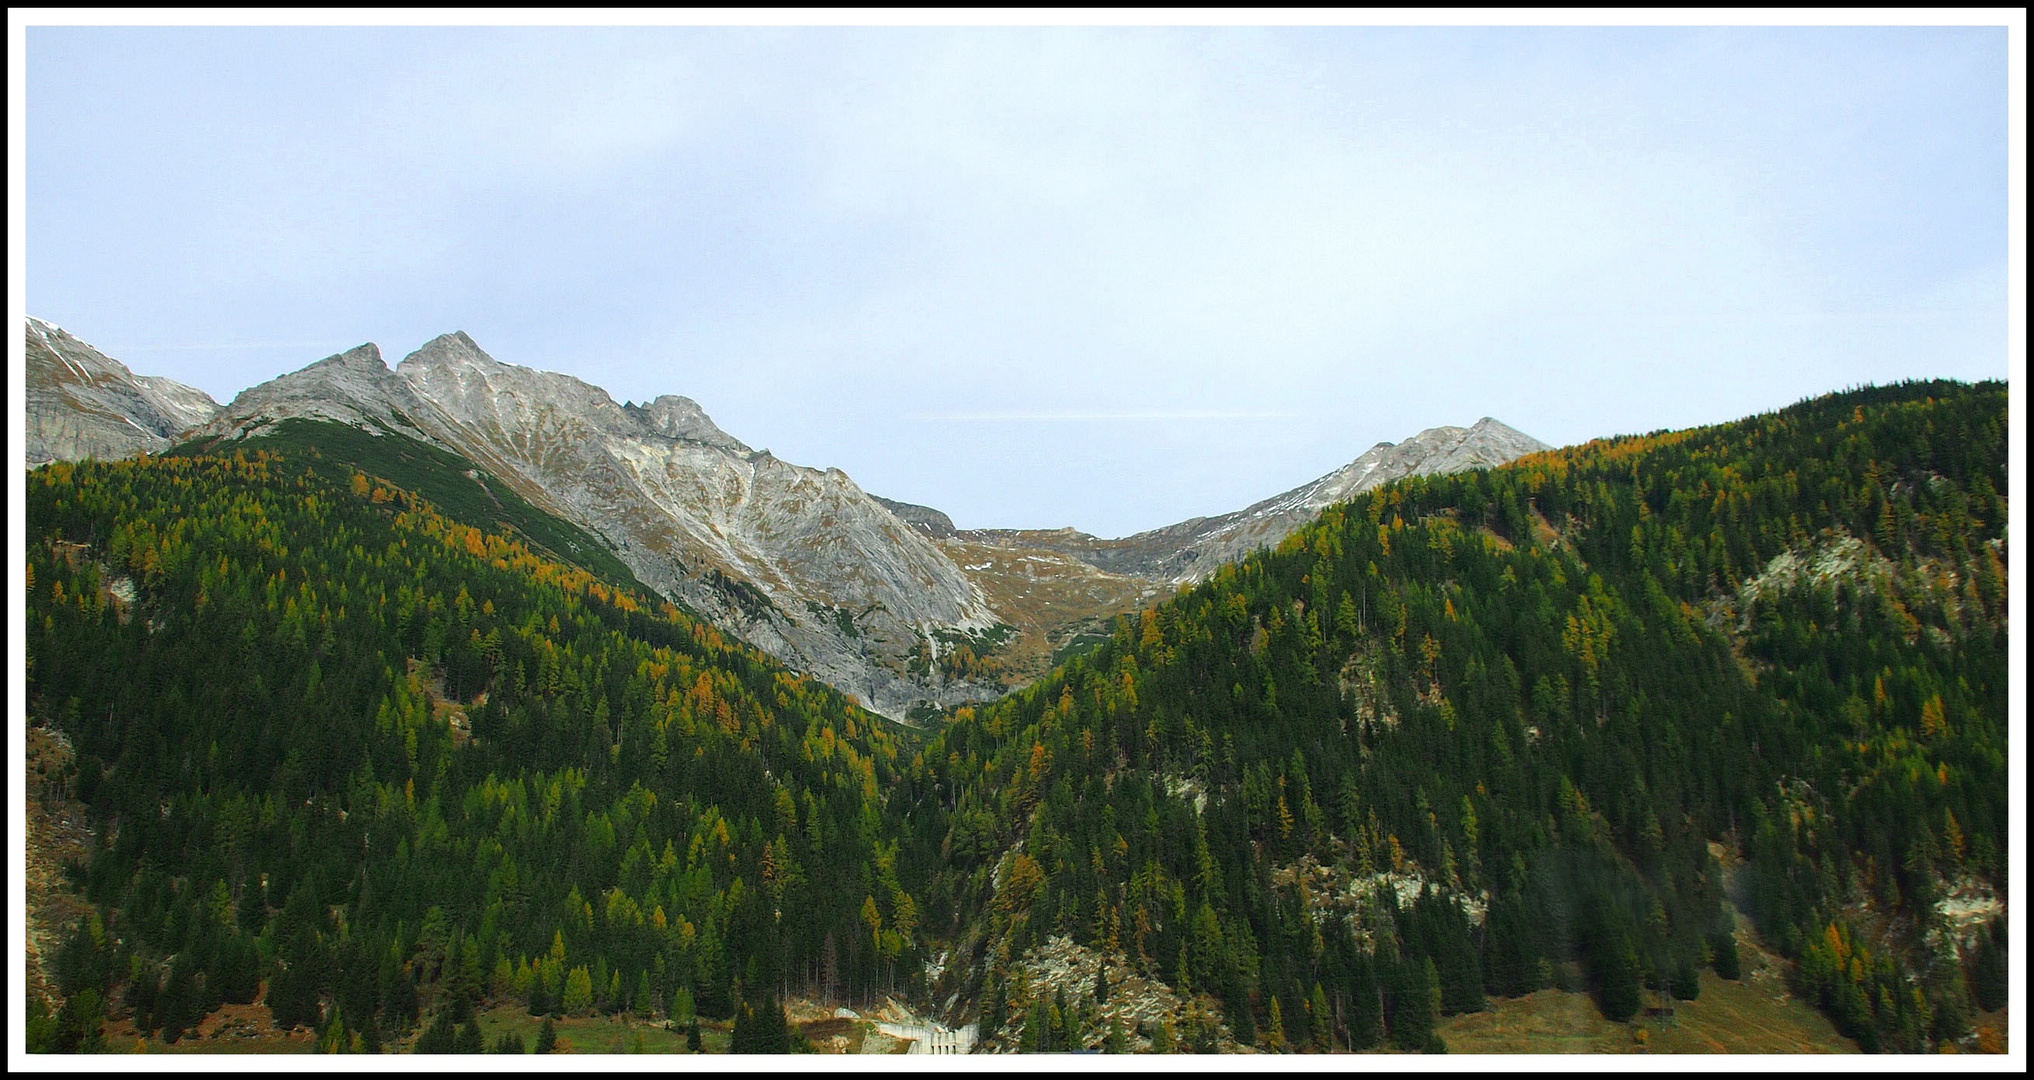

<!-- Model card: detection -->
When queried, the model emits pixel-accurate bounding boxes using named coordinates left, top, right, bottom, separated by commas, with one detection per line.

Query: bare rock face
left=202, top=330, right=1004, bottom=719
left=24, top=318, right=219, bottom=467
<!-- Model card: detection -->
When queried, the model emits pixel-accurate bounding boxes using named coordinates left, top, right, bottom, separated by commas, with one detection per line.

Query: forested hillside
left=896, top=380, right=2008, bottom=1053
left=24, top=379, right=2009, bottom=1055
left=168, top=417, right=648, bottom=593
left=27, top=448, right=929, bottom=1051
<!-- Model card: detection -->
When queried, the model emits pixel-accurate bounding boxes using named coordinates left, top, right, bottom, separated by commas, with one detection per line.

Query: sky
left=20, top=19, right=2014, bottom=537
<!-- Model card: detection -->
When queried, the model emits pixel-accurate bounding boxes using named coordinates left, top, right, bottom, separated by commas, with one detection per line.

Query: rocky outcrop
left=977, top=934, right=1247, bottom=1054
left=24, top=317, right=219, bottom=467
left=872, top=495, right=957, bottom=539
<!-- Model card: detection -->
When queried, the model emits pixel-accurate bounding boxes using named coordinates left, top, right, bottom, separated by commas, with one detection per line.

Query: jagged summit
left=192, top=340, right=454, bottom=448
left=395, top=331, right=508, bottom=383
left=1272, top=417, right=1551, bottom=525
left=398, top=336, right=749, bottom=452
left=312, top=341, right=387, bottom=369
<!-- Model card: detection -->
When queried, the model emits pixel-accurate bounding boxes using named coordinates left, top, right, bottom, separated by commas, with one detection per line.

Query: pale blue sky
left=25, top=24, right=2010, bottom=536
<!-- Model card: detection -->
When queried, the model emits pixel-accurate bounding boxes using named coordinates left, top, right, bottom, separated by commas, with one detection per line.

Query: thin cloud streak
left=909, top=411, right=1305, bottom=422
left=101, top=342, right=338, bottom=351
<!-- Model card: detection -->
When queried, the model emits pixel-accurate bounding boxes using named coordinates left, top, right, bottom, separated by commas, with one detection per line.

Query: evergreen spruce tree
left=51, top=989, right=107, bottom=1053
left=730, top=993, right=789, bottom=1053
left=26, top=994, right=57, bottom=1053
left=1150, top=1019, right=1177, bottom=1054
left=1310, top=982, right=1334, bottom=1051
left=359, top=1013, right=385, bottom=1054
left=1671, top=956, right=1702, bottom=1001
left=1709, top=927, right=1741, bottom=981
left=1971, top=918, right=2007, bottom=1013
left=1264, top=995, right=1287, bottom=1051
left=1385, top=952, right=1437, bottom=1051
left=731, top=998, right=755, bottom=1053
left=1019, top=998, right=1047, bottom=1052
left=1347, top=946, right=1383, bottom=1050
left=413, top=1012, right=456, bottom=1054
left=1598, top=938, right=1643, bottom=1023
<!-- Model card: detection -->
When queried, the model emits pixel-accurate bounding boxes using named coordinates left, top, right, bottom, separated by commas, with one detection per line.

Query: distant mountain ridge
left=942, top=418, right=1551, bottom=585
left=864, top=420, right=1550, bottom=688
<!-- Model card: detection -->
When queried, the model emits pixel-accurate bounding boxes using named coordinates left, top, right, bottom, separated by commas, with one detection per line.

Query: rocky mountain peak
left=625, top=394, right=749, bottom=451
left=189, top=340, right=454, bottom=447
left=312, top=341, right=387, bottom=370
left=395, top=331, right=489, bottom=377
left=399, top=333, right=656, bottom=446
left=292, top=342, right=399, bottom=397
left=1464, top=416, right=1549, bottom=454
left=385, top=332, right=1000, bottom=717
left=394, top=332, right=507, bottom=403
left=248, top=341, right=392, bottom=393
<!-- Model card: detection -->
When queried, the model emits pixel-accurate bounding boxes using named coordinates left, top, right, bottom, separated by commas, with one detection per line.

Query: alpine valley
left=22, top=315, right=2010, bottom=1056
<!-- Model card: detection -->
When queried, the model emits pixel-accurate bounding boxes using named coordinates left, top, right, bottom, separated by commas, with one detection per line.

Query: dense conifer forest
left=25, top=379, right=2009, bottom=1053
left=27, top=448, right=917, bottom=1052
left=899, top=378, right=2009, bottom=1053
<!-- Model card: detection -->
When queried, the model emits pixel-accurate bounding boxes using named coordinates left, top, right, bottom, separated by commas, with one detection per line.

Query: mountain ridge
left=28, top=315, right=1550, bottom=718
left=190, top=329, right=1002, bottom=719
